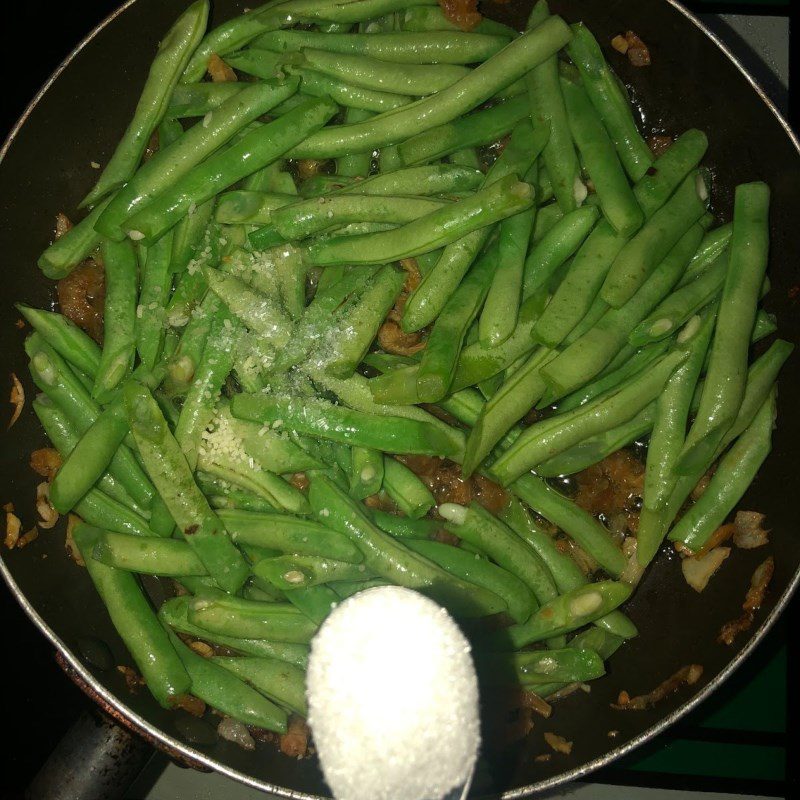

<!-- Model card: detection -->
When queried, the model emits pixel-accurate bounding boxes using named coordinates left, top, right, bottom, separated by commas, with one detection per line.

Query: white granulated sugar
left=307, top=586, right=480, bottom=800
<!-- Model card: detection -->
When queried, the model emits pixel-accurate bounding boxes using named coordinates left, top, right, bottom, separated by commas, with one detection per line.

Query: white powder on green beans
left=307, top=586, right=479, bottom=800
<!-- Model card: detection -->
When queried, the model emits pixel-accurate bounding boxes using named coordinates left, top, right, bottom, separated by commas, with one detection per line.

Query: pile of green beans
left=22, top=0, right=790, bottom=745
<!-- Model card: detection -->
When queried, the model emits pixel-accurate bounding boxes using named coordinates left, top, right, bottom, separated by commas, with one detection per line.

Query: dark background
left=0, top=1, right=796, bottom=799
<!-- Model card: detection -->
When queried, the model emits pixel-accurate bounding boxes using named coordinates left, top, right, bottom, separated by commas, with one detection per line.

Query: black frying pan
left=1, top=1, right=798, bottom=797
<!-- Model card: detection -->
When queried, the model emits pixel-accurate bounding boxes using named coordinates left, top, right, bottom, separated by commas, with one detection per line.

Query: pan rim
left=1, top=1, right=797, bottom=797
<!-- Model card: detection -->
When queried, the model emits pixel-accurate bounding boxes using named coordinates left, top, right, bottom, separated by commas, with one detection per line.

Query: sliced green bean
left=567, top=23, right=653, bottom=181
left=381, top=456, right=435, bottom=518
left=561, top=69, right=641, bottom=236
left=218, top=509, right=363, bottom=563
left=188, top=594, right=316, bottom=643
left=417, top=242, right=498, bottom=402
left=602, top=171, right=709, bottom=307
left=159, top=596, right=309, bottom=668
left=489, top=580, right=632, bottom=650
left=305, top=174, right=533, bottom=267
left=482, top=647, right=605, bottom=686
left=125, top=96, right=336, bottom=244
left=526, top=1, right=582, bottom=212
left=73, top=525, right=190, bottom=707
left=214, top=656, right=307, bottom=717
left=398, top=96, right=530, bottom=166
left=634, top=129, right=709, bottom=219
left=522, top=206, right=599, bottom=298
left=92, top=239, right=137, bottom=402
left=308, top=475, right=506, bottom=617
left=349, top=447, right=384, bottom=500
left=82, top=1, right=208, bottom=206
left=678, top=182, right=771, bottom=474
left=670, top=390, right=776, bottom=551
left=254, top=29, right=510, bottom=64
left=37, top=196, right=114, bottom=279
left=231, top=392, right=458, bottom=458
left=17, top=306, right=101, bottom=378
left=406, top=539, right=535, bottom=624
left=288, top=17, right=570, bottom=159
left=95, top=81, right=297, bottom=241
left=124, top=382, right=250, bottom=593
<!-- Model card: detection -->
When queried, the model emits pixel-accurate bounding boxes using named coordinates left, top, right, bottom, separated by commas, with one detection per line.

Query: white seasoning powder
left=307, top=586, right=480, bottom=800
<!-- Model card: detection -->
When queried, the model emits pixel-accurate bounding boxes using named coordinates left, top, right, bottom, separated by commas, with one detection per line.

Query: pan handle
left=26, top=710, right=152, bottom=800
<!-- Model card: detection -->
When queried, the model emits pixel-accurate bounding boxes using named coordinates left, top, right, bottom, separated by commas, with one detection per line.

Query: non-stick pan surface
left=1, top=1, right=798, bottom=797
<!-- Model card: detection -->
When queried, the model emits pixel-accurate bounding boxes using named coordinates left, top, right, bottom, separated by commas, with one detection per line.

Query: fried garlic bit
left=8, top=373, right=24, bottom=429
left=613, top=664, right=703, bottom=711
left=718, top=556, right=774, bottom=646
left=207, top=53, right=237, bottom=82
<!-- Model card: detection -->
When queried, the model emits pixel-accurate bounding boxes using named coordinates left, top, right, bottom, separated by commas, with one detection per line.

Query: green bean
left=567, top=23, right=653, bottom=181
left=258, top=195, right=447, bottom=245
left=307, top=476, right=507, bottom=617
left=401, top=121, right=546, bottom=331
left=159, top=596, right=309, bottom=668
left=406, top=539, right=535, bottom=624
left=481, top=647, right=605, bottom=686
left=17, top=306, right=101, bottom=378
left=479, top=162, right=538, bottom=348
left=205, top=268, right=293, bottom=349
left=163, top=293, right=220, bottom=396
left=462, top=348, right=555, bottom=477
left=398, top=96, right=530, bottom=166
left=400, top=5, right=518, bottom=37
left=288, top=17, right=570, bottom=160
left=637, top=315, right=715, bottom=565
left=507, top=474, right=626, bottom=577
left=500, top=499, right=637, bottom=638
left=91, top=530, right=205, bottom=575
left=630, top=252, right=728, bottom=347
left=245, top=159, right=298, bottom=194
left=214, top=656, right=307, bottom=717
left=70, top=525, right=190, bottom=710
left=489, top=580, right=632, bottom=650
left=124, top=382, right=250, bottom=593
left=526, top=2, right=582, bottom=212
left=670, top=390, right=776, bottom=551
left=213, top=191, right=292, bottom=226
left=542, top=222, right=703, bottom=399
left=336, top=107, right=374, bottom=178
left=291, top=65, right=413, bottom=112
left=634, top=129, right=709, bottom=219
left=75, top=489, right=155, bottom=537
left=37, top=196, right=113, bottom=279
left=561, top=76, right=641, bottom=238
left=678, top=183, right=771, bottom=475
left=134, top=233, right=172, bottom=372
left=167, top=82, right=243, bottom=118
left=678, top=223, right=732, bottom=288
left=217, top=509, right=363, bottom=563
left=254, top=29, right=509, bottom=64
left=188, top=594, right=316, bottom=643
left=253, top=554, right=370, bottom=591
left=91, top=239, right=136, bottom=402
left=169, top=632, right=288, bottom=732
left=439, top=501, right=558, bottom=609
left=170, top=199, right=216, bottom=276
left=231, top=392, right=458, bottom=458
left=370, top=509, right=439, bottom=539
left=299, top=47, right=470, bottom=95
left=337, top=164, right=484, bottom=197
left=533, top=222, right=629, bottom=347
left=82, top=2, right=208, bottom=206
left=522, top=206, right=599, bottom=299
left=125, top=96, right=336, bottom=244
left=330, top=578, right=391, bottom=598
left=306, top=368, right=467, bottom=457
left=381, top=456, right=435, bottom=518
left=223, top=48, right=283, bottom=79
left=349, top=447, right=384, bottom=500
left=282, top=584, right=338, bottom=625
left=494, top=349, right=686, bottom=484
left=95, top=82, right=297, bottom=241
left=173, top=312, right=236, bottom=471
left=416, top=243, right=498, bottom=402
left=602, top=172, right=709, bottom=307
left=305, top=174, right=533, bottom=267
